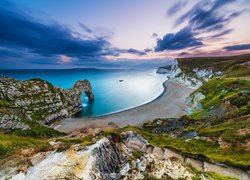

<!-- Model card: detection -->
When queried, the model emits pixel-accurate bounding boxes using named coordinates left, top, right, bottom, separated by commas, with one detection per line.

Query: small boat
left=119, top=80, right=124, bottom=82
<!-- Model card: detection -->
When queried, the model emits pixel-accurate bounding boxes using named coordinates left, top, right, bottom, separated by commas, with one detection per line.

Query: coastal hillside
left=0, top=54, right=249, bottom=179
left=0, top=77, right=94, bottom=131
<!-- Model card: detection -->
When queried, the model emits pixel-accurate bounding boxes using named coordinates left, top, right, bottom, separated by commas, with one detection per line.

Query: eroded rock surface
left=0, top=137, right=125, bottom=180
left=0, top=76, right=94, bottom=130
left=165, top=60, right=223, bottom=89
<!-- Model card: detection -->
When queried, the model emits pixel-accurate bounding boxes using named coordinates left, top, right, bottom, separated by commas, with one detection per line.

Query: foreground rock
left=1, top=130, right=249, bottom=180
left=0, top=133, right=195, bottom=180
left=0, top=76, right=94, bottom=130
left=0, top=136, right=125, bottom=180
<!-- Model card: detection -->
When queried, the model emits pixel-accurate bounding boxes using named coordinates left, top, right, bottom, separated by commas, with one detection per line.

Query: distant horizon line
left=1, top=53, right=249, bottom=70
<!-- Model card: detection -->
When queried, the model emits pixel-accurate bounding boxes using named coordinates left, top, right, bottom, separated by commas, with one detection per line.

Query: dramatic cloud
left=0, top=7, right=113, bottom=59
left=113, top=48, right=146, bottom=56
left=155, top=27, right=203, bottom=51
left=210, top=29, right=233, bottom=38
left=176, top=0, right=240, bottom=32
left=126, top=48, right=146, bottom=56
left=0, top=6, right=147, bottom=67
left=167, top=0, right=187, bottom=16
left=156, top=0, right=241, bottom=52
left=224, top=44, right=250, bottom=51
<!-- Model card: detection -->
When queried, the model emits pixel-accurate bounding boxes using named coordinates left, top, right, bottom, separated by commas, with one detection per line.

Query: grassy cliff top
left=177, top=54, right=250, bottom=72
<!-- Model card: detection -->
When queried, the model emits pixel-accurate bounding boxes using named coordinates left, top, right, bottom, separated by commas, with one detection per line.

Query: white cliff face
left=120, top=131, right=195, bottom=179
left=3, top=138, right=125, bottom=180
left=167, top=60, right=223, bottom=89
left=120, top=154, right=194, bottom=180
left=185, top=92, right=205, bottom=114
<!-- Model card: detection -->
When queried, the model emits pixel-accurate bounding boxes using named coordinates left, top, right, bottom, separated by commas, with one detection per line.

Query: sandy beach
left=51, top=80, right=194, bottom=133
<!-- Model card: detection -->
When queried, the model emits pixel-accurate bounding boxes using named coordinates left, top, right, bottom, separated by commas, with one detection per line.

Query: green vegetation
left=131, top=150, right=145, bottom=159
left=199, top=115, right=250, bottom=143
left=0, top=100, right=12, bottom=107
left=190, top=77, right=250, bottom=118
left=188, top=109, right=208, bottom=120
left=204, top=172, right=239, bottom=180
left=186, top=54, right=250, bottom=119
left=177, top=54, right=250, bottom=72
left=122, top=126, right=250, bottom=170
left=13, top=125, right=65, bottom=138
left=55, top=135, right=95, bottom=151
left=0, top=133, right=48, bottom=159
left=153, top=54, right=250, bottom=170
left=0, top=119, right=65, bottom=158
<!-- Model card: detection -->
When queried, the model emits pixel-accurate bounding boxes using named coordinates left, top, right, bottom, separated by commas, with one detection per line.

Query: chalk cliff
left=0, top=76, right=94, bottom=130
left=167, top=60, right=223, bottom=89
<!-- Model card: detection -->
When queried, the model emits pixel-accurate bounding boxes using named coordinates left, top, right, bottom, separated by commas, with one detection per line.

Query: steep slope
left=0, top=77, right=94, bottom=130
left=0, top=54, right=249, bottom=179
left=142, top=54, right=250, bottom=178
left=186, top=56, right=249, bottom=119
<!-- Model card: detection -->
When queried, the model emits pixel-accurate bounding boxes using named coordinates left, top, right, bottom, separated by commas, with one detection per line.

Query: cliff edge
left=0, top=77, right=94, bottom=130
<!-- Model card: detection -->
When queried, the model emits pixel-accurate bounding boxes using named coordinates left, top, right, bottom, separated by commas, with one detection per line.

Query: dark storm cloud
left=167, top=0, right=187, bottom=16
left=224, top=44, right=250, bottom=51
left=155, top=27, right=203, bottom=52
left=0, top=6, right=113, bottom=58
left=0, top=6, right=148, bottom=66
left=176, top=0, right=241, bottom=32
left=156, top=0, right=241, bottom=52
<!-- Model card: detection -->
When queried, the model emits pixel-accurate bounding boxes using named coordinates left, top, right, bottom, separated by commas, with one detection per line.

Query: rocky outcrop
left=0, top=113, right=30, bottom=130
left=0, top=76, right=94, bottom=130
left=166, top=60, right=223, bottom=89
left=1, top=131, right=249, bottom=180
left=0, top=137, right=126, bottom=180
left=122, top=131, right=250, bottom=180
left=185, top=92, right=205, bottom=114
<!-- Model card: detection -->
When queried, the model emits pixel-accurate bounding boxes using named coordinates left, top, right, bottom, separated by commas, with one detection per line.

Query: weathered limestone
left=152, top=147, right=164, bottom=158
left=185, top=92, right=205, bottom=114
left=125, top=131, right=149, bottom=151
left=185, top=158, right=203, bottom=171
left=0, top=112, right=30, bottom=130
left=165, top=60, right=223, bottom=89
left=124, top=131, right=250, bottom=180
left=163, top=148, right=184, bottom=161
left=0, top=76, right=94, bottom=130
left=1, top=137, right=125, bottom=180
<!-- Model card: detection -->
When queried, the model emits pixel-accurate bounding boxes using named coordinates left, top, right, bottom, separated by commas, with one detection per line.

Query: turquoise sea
left=0, top=69, right=167, bottom=117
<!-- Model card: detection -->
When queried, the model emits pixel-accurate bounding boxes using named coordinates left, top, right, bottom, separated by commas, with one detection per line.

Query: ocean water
left=0, top=69, right=167, bottom=117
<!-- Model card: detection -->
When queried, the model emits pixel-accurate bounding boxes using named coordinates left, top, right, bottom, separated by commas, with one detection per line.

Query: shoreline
left=51, top=80, right=194, bottom=133
left=80, top=78, right=169, bottom=118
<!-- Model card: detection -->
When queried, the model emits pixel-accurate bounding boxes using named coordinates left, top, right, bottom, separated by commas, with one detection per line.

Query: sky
left=0, top=0, right=250, bottom=69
